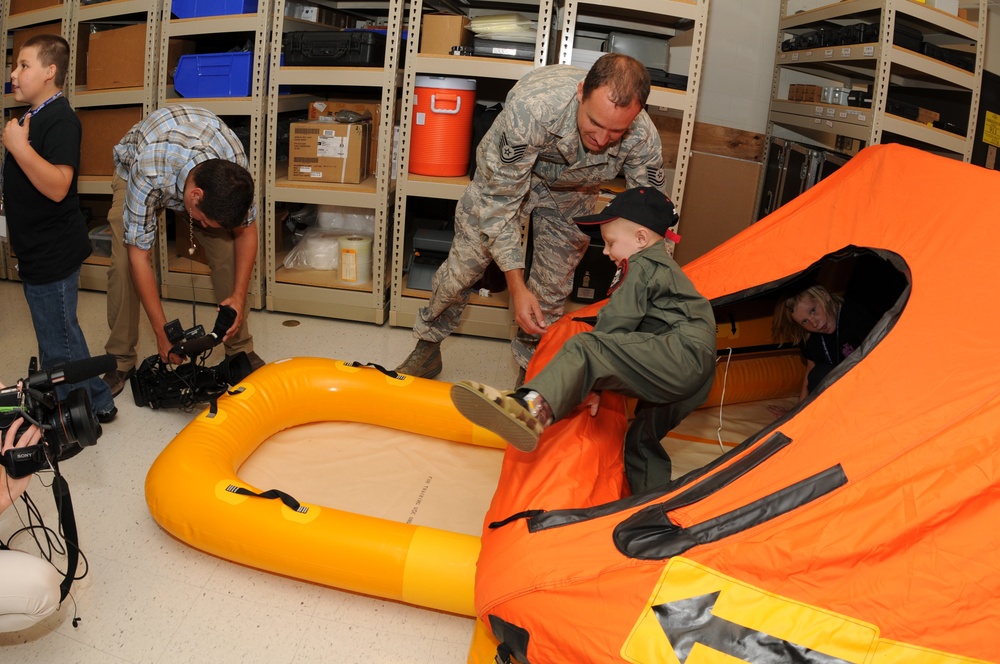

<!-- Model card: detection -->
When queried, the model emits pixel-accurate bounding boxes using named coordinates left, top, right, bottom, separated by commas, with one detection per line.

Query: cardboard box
left=77, top=106, right=143, bottom=176
left=288, top=121, right=370, bottom=184
left=10, top=0, right=60, bottom=15
left=166, top=38, right=197, bottom=85
left=12, top=22, right=62, bottom=58
left=308, top=99, right=385, bottom=174
left=87, top=23, right=146, bottom=91
left=420, top=13, right=472, bottom=55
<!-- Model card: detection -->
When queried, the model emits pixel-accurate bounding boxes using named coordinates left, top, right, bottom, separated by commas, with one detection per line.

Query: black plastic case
left=282, top=31, right=387, bottom=66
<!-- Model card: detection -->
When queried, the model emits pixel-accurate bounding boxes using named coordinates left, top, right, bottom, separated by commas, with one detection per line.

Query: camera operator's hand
left=155, top=330, right=187, bottom=366
left=1, top=418, right=41, bottom=513
left=217, top=297, right=244, bottom=342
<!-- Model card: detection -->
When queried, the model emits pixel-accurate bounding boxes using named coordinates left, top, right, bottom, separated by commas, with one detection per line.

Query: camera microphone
left=23, top=354, right=116, bottom=392
left=174, top=305, right=237, bottom=357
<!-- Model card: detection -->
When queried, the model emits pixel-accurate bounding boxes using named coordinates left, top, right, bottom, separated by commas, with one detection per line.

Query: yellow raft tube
left=144, top=357, right=505, bottom=618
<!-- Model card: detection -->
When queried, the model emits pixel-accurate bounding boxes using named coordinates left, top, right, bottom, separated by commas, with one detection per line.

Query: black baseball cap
left=574, top=187, right=679, bottom=240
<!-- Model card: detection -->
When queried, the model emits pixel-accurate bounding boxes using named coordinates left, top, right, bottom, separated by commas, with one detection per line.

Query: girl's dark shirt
left=802, top=300, right=880, bottom=368
left=3, top=96, right=90, bottom=284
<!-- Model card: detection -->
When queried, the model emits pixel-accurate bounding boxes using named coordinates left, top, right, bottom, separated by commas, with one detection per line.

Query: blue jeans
left=22, top=268, right=116, bottom=417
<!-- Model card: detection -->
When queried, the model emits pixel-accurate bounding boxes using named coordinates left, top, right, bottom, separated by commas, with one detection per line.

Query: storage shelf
left=402, top=174, right=470, bottom=200
left=276, top=66, right=404, bottom=88
left=73, top=87, right=148, bottom=107
left=78, top=0, right=152, bottom=20
left=262, top=0, right=403, bottom=325
left=267, top=280, right=389, bottom=323
left=765, top=0, right=985, bottom=165
left=165, top=13, right=260, bottom=35
left=78, top=176, right=114, bottom=195
left=411, top=54, right=536, bottom=79
left=6, top=5, right=65, bottom=28
left=389, top=0, right=709, bottom=339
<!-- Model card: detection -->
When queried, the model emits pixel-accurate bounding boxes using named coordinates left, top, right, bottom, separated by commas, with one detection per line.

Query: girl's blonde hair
left=772, top=285, right=843, bottom=345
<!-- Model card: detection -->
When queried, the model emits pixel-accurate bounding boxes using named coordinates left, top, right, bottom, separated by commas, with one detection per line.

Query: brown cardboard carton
left=420, top=13, right=472, bottom=55
left=308, top=99, right=383, bottom=174
left=288, top=121, right=370, bottom=184
left=10, top=0, right=60, bottom=15
left=12, top=22, right=62, bottom=59
left=78, top=106, right=143, bottom=176
left=87, top=23, right=146, bottom=91
left=167, top=39, right=197, bottom=85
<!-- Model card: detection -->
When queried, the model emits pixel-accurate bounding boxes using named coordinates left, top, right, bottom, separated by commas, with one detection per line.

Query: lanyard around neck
left=19, top=91, right=63, bottom=126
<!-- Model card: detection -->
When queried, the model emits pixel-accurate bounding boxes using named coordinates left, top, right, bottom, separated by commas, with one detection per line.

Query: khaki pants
left=105, top=173, right=253, bottom=372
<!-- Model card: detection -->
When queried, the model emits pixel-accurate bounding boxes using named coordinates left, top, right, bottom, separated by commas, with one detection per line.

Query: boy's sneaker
left=396, top=340, right=442, bottom=379
left=450, top=381, right=546, bottom=452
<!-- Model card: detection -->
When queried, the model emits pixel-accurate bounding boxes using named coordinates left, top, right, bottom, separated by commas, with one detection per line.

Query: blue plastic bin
left=174, top=52, right=252, bottom=98
left=171, top=0, right=257, bottom=19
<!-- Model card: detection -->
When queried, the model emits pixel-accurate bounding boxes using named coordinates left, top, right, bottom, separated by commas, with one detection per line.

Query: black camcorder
left=0, top=354, right=114, bottom=479
left=130, top=305, right=253, bottom=410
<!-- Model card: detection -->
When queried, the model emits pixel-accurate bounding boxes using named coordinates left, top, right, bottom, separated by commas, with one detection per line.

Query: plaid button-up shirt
left=113, top=105, right=256, bottom=250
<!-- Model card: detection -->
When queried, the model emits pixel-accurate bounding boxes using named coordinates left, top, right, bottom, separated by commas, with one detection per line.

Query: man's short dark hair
left=191, top=159, right=255, bottom=229
left=23, top=34, right=70, bottom=88
left=581, top=53, right=651, bottom=109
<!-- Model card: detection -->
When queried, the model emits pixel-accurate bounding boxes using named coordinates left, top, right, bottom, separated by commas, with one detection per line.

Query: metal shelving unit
left=155, top=0, right=272, bottom=309
left=765, top=0, right=986, bottom=163
left=263, top=0, right=404, bottom=324
left=389, top=0, right=556, bottom=339
left=389, top=0, right=708, bottom=340
left=70, top=0, right=162, bottom=291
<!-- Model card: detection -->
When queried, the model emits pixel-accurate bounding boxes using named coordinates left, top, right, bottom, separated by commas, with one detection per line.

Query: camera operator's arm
left=218, top=223, right=257, bottom=341
left=127, top=244, right=184, bottom=364
left=1, top=418, right=41, bottom=514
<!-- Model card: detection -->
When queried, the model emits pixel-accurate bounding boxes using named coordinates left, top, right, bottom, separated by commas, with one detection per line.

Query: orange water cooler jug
left=408, top=76, right=477, bottom=177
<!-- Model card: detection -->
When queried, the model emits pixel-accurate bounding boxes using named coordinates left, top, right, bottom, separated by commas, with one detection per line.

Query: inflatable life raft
left=474, top=145, right=1000, bottom=663
left=144, top=358, right=505, bottom=617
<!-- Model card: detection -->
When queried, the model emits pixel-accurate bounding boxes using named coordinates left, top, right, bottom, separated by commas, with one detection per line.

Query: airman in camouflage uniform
left=398, top=54, right=667, bottom=379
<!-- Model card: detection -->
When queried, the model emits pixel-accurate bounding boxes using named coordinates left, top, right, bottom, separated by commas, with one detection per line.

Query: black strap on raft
left=344, top=360, right=405, bottom=380
left=225, top=485, right=308, bottom=513
left=488, top=509, right=545, bottom=529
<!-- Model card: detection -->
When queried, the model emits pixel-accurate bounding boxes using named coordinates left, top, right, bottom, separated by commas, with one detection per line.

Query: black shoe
left=96, top=406, right=118, bottom=424
left=102, top=368, right=134, bottom=398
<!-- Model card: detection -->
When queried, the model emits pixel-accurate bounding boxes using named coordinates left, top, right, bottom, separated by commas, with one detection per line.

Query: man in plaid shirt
left=102, top=105, right=262, bottom=397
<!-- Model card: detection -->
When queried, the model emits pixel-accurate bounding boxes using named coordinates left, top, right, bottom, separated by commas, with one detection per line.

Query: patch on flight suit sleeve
left=647, top=166, right=665, bottom=188
left=500, top=133, right=528, bottom=164
left=607, top=261, right=628, bottom=296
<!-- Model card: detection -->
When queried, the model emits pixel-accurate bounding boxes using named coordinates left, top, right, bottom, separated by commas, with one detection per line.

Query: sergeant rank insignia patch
left=500, top=133, right=527, bottom=163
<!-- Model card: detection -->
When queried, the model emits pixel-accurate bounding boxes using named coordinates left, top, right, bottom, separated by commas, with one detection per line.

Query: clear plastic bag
left=315, top=205, right=375, bottom=234
left=282, top=227, right=342, bottom=271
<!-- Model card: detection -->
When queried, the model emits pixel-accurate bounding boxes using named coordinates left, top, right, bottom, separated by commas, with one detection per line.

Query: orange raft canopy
left=475, top=145, right=1000, bottom=664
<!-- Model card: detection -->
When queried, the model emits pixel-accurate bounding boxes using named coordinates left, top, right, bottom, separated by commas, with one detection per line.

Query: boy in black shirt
left=2, top=34, right=116, bottom=421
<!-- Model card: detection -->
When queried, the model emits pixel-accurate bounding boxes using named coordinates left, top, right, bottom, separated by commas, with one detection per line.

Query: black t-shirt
left=3, top=96, right=90, bottom=284
left=803, top=300, right=879, bottom=367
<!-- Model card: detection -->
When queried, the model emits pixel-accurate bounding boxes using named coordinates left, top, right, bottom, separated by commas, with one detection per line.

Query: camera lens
left=49, top=388, right=100, bottom=455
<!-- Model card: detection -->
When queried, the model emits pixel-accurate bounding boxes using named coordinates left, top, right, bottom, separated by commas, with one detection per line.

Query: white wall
left=987, top=9, right=998, bottom=73
left=694, top=1, right=782, bottom=133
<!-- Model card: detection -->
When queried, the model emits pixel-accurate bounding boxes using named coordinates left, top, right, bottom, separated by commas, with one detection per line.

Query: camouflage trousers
left=414, top=208, right=591, bottom=369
